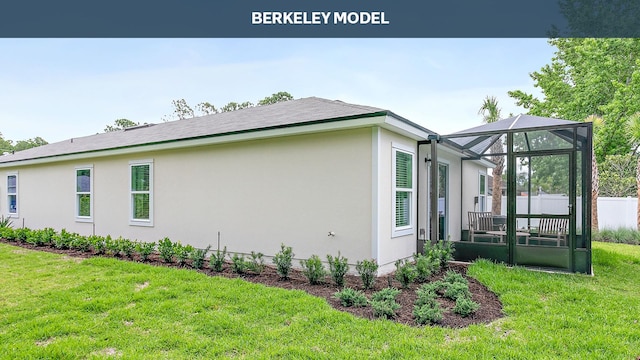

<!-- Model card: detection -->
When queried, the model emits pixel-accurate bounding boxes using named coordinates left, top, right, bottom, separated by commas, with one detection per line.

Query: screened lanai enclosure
left=440, top=115, right=592, bottom=274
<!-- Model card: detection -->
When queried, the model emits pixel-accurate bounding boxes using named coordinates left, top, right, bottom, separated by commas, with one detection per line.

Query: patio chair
left=528, top=217, right=568, bottom=247
left=468, top=212, right=499, bottom=243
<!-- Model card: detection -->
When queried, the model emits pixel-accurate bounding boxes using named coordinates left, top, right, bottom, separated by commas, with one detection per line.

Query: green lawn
left=1, top=242, right=639, bottom=359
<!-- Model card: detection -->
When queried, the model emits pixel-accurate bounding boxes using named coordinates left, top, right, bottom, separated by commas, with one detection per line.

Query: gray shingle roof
left=0, top=97, right=387, bottom=164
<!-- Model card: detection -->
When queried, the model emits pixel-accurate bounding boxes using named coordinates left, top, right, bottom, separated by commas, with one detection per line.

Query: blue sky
left=0, top=38, right=555, bottom=144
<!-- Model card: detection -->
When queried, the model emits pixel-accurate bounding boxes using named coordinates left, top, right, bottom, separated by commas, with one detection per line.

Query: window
left=393, top=146, right=414, bottom=237
left=76, top=166, right=93, bottom=221
left=7, top=174, right=17, bottom=217
left=130, top=160, right=153, bottom=226
left=479, top=173, right=487, bottom=212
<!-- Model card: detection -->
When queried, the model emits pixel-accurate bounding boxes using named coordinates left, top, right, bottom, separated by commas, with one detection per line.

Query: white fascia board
left=381, top=114, right=433, bottom=141
left=0, top=115, right=388, bottom=168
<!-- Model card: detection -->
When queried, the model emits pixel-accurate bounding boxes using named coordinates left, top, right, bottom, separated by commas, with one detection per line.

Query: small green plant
left=443, top=281, right=472, bottom=300
left=327, top=252, right=349, bottom=287
left=428, top=240, right=454, bottom=267
left=413, top=284, right=443, bottom=325
left=90, top=235, right=106, bottom=254
left=394, top=259, right=417, bottom=288
left=413, top=253, right=439, bottom=282
left=118, top=237, right=136, bottom=258
left=104, top=235, right=120, bottom=256
left=209, top=246, right=227, bottom=272
left=0, top=226, right=16, bottom=241
left=420, top=280, right=448, bottom=295
left=52, top=229, right=72, bottom=249
left=453, top=296, right=480, bottom=317
left=136, top=241, right=156, bottom=261
left=175, top=243, right=194, bottom=267
left=443, top=270, right=468, bottom=286
left=273, top=244, right=294, bottom=279
left=300, top=255, right=326, bottom=285
left=0, top=215, right=13, bottom=229
left=27, top=228, right=55, bottom=246
left=247, top=251, right=265, bottom=274
left=356, top=259, right=378, bottom=290
left=413, top=303, right=443, bottom=325
left=158, top=237, right=175, bottom=263
left=371, top=288, right=401, bottom=319
left=333, top=288, right=368, bottom=307
left=14, top=227, right=30, bottom=243
left=231, top=253, right=248, bottom=274
left=371, top=287, right=401, bottom=302
left=71, top=233, right=92, bottom=252
left=190, top=245, right=211, bottom=269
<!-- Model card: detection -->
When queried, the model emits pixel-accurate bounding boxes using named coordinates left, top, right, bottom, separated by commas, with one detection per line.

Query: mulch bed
left=1, top=239, right=503, bottom=328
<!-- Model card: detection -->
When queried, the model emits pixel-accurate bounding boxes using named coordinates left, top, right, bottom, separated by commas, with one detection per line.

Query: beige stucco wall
left=0, top=128, right=374, bottom=265
left=461, top=161, right=490, bottom=231
left=375, top=128, right=418, bottom=274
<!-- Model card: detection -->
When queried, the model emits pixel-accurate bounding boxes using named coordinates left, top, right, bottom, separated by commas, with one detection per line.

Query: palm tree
left=478, top=96, right=504, bottom=215
left=626, top=113, right=640, bottom=230
left=585, top=115, right=602, bottom=231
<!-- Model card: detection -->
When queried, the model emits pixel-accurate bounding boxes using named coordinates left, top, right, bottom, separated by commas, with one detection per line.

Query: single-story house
left=0, top=97, right=494, bottom=274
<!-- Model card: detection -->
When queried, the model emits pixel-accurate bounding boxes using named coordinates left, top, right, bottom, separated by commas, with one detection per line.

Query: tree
left=104, top=119, right=140, bottom=132
left=13, top=137, right=48, bottom=152
left=627, top=113, right=640, bottom=229
left=509, top=38, right=640, bottom=163
left=478, top=96, right=504, bottom=215
left=585, top=115, right=601, bottom=230
left=0, top=132, right=13, bottom=153
left=258, top=91, right=293, bottom=106
left=163, top=92, right=294, bottom=121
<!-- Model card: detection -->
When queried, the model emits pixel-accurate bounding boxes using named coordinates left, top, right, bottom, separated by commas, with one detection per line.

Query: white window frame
left=129, top=159, right=154, bottom=227
left=478, top=171, right=487, bottom=212
left=392, top=143, right=415, bottom=238
left=6, top=172, right=18, bottom=218
left=75, top=165, right=94, bottom=222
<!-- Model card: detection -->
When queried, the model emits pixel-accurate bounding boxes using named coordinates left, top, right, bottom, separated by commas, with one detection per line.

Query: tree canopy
left=508, top=38, right=640, bottom=163
left=0, top=132, right=48, bottom=153
left=104, top=119, right=140, bottom=132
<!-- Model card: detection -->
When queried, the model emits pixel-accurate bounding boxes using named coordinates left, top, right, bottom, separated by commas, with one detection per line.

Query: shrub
left=443, top=270, right=468, bottom=286
left=27, top=228, right=55, bottom=246
left=300, top=255, right=326, bottom=285
left=273, top=244, right=294, bottom=279
left=210, top=246, right=227, bottom=272
left=413, top=304, right=443, bottom=325
left=414, top=285, right=438, bottom=308
left=0, top=227, right=16, bottom=241
left=333, top=288, right=368, bottom=307
left=443, top=282, right=472, bottom=300
left=247, top=251, right=265, bottom=274
left=190, top=245, right=211, bottom=269
left=429, top=240, right=455, bottom=267
left=356, top=259, right=378, bottom=290
left=453, top=297, right=480, bottom=317
left=371, top=287, right=401, bottom=303
left=231, top=253, right=248, bottom=274
left=118, top=237, right=136, bottom=258
left=53, top=229, right=72, bottom=249
left=158, top=237, right=175, bottom=263
left=327, top=252, right=349, bottom=287
left=90, top=235, right=106, bottom=254
left=420, top=280, right=448, bottom=295
left=371, top=288, right=401, bottom=319
left=136, top=241, right=155, bottom=261
left=71, top=234, right=92, bottom=252
left=104, top=235, right=120, bottom=256
left=414, top=253, right=439, bottom=283
left=14, top=227, right=31, bottom=243
left=175, top=244, right=193, bottom=267
left=394, top=259, right=417, bottom=288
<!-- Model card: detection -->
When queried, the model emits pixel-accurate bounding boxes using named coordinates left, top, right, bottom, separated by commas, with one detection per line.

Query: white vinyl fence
left=486, top=195, right=637, bottom=230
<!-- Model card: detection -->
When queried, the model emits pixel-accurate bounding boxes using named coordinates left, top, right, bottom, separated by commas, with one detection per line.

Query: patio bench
left=528, top=217, right=568, bottom=247
left=468, top=212, right=500, bottom=243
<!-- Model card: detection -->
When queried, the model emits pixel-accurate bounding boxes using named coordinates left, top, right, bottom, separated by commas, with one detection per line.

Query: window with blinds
left=393, top=146, right=414, bottom=237
left=76, top=166, right=93, bottom=221
left=130, top=160, right=153, bottom=226
left=7, top=174, right=17, bottom=216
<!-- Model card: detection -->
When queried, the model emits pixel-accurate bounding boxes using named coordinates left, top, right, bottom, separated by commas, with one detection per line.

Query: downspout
left=428, top=135, right=440, bottom=243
